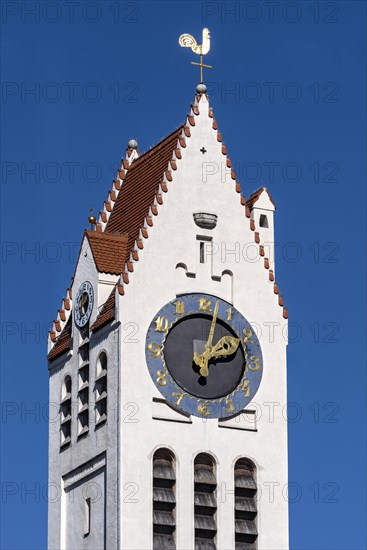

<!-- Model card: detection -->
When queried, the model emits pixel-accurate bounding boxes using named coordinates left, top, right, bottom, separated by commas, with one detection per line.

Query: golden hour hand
left=210, top=336, right=240, bottom=358
left=194, top=335, right=240, bottom=377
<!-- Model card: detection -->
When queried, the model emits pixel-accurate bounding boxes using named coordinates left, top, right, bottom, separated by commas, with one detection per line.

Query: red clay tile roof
left=105, top=125, right=183, bottom=246
left=48, top=319, right=72, bottom=362
left=85, top=230, right=129, bottom=274
left=90, top=288, right=116, bottom=332
left=247, top=187, right=276, bottom=209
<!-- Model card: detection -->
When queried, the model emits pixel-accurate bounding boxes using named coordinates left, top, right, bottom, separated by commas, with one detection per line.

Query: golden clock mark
left=173, top=300, right=185, bottom=315
left=172, top=391, right=185, bottom=406
left=248, top=355, right=261, bottom=371
left=225, top=307, right=232, bottom=321
left=198, top=403, right=210, bottom=416
left=224, top=398, right=235, bottom=413
left=242, top=376, right=250, bottom=397
left=243, top=327, right=253, bottom=344
left=148, top=342, right=161, bottom=358
left=156, top=370, right=167, bottom=386
left=155, top=316, right=169, bottom=332
left=198, top=297, right=212, bottom=312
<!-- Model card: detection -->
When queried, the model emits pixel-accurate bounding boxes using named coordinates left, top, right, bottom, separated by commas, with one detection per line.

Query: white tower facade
left=48, top=90, right=288, bottom=550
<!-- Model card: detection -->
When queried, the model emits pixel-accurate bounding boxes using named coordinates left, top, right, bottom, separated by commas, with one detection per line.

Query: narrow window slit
left=200, top=242, right=205, bottom=263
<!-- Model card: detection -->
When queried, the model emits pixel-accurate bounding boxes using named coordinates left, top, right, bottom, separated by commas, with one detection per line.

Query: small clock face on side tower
left=145, top=293, right=263, bottom=419
left=74, top=281, right=94, bottom=328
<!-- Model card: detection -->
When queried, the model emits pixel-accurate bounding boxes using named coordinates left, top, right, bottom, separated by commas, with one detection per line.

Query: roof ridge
left=129, top=123, right=185, bottom=164
left=85, top=229, right=129, bottom=241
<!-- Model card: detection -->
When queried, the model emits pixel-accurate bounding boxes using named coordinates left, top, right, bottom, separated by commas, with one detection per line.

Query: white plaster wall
left=118, top=95, right=288, bottom=550
left=48, top=240, right=121, bottom=550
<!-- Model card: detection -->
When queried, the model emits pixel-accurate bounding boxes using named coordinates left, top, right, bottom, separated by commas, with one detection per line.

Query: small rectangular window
left=84, top=497, right=91, bottom=537
left=197, top=235, right=212, bottom=265
left=259, top=214, right=268, bottom=228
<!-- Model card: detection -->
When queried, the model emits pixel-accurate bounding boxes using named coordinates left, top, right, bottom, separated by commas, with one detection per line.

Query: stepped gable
left=48, top=318, right=72, bottom=361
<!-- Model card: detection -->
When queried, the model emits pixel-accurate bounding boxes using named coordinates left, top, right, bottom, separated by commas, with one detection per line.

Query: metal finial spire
left=88, top=206, right=96, bottom=227
left=179, top=28, right=212, bottom=85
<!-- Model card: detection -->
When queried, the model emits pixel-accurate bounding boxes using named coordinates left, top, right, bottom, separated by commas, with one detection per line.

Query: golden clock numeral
left=224, top=398, right=235, bottom=413
left=198, top=403, right=210, bottom=417
left=148, top=342, right=161, bottom=358
left=172, top=391, right=185, bottom=406
left=225, top=307, right=232, bottom=321
left=242, top=377, right=250, bottom=397
left=243, top=327, right=253, bottom=344
left=248, top=355, right=260, bottom=371
left=155, top=316, right=169, bottom=332
left=173, top=300, right=185, bottom=315
left=198, top=297, right=212, bottom=312
left=156, top=370, right=167, bottom=386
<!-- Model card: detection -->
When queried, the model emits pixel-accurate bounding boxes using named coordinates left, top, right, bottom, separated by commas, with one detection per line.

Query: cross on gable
left=200, top=147, right=207, bottom=154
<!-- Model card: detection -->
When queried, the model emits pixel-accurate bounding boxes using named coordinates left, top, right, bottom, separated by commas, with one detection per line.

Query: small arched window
left=153, top=448, right=176, bottom=549
left=95, top=352, right=107, bottom=427
left=194, top=453, right=217, bottom=549
left=234, top=458, right=258, bottom=548
left=60, top=375, right=72, bottom=448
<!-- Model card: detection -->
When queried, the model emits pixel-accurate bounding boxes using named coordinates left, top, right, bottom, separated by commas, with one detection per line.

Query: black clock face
left=163, top=314, right=245, bottom=399
left=74, top=281, right=94, bottom=327
left=145, top=294, right=263, bottom=419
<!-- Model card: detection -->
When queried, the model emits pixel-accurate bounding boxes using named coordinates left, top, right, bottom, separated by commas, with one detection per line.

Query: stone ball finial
left=196, top=83, right=207, bottom=94
left=128, top=139, right=138, bottom=149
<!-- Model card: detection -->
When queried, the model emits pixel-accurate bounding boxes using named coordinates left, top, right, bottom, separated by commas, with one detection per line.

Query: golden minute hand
left=195, top=299, right=219, bottom=377
left=207, top=299, right=219, bottom=350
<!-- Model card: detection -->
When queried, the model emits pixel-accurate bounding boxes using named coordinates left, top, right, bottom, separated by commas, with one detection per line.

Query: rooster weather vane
left=179, top=28, right=212, bottom=84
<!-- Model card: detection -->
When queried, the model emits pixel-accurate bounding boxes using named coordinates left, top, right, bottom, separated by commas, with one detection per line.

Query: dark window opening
left=95, top=352, right=107, bottom=427
left=60, top=375, right=72, bottom=448
left=259, top=215, right=268, bottom=228
left=200, top=242, right=205, bottom=263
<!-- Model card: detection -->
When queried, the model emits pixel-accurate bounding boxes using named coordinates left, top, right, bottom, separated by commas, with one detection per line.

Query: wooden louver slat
left=234, top=459, right=258, bottom=549
left=194, top=454, right=217, bottom=550
left=153, top=450, right=176, bottom=550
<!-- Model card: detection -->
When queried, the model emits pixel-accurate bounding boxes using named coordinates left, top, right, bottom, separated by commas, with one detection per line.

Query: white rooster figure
left=178, top=28, right=211, bottom=56
left=178, top=28, right=212, bottom=85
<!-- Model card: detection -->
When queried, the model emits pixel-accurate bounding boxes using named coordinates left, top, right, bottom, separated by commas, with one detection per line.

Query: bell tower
left=47, top=31, right=288, bottom=550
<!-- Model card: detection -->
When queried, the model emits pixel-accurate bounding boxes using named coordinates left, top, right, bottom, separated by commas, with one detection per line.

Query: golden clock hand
left=80, top=293, right=88, bottom=315
left=195, top=335, right=240, bottom=376
left=206, top=299, right=219, bottom=351
left=197, top=300, right=220, bottom=377
left=210, top=336, right=240, bottom=358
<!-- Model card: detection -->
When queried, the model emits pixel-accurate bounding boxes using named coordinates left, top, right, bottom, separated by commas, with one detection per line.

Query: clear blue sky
left=1, top=1, right=366, bottom=549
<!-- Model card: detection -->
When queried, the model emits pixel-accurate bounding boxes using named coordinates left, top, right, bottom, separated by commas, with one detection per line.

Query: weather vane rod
left=179, top=28, right=212, bottom=84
